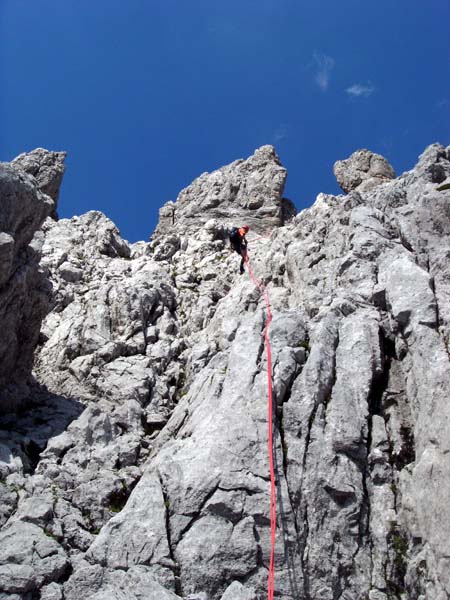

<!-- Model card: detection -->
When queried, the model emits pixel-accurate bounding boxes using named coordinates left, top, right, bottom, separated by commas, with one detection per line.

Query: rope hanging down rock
left=244, top=251, right=276, bottom=600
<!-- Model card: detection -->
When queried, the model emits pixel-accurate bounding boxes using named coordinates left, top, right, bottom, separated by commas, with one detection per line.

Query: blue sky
left=1, top=0, right=449, bottom=242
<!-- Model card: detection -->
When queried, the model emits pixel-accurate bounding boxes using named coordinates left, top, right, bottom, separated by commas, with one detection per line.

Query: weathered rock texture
left=1, top=143, right=450, bottom=600
left=0, top=150, right=65, bottom=410
left=12, top=148, right=67, bottom=219
left=334, top=148, right=396, bottom=194
left=155, top=145, right=295, bottom=237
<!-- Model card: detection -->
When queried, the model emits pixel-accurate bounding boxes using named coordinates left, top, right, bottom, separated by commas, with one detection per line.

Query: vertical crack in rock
left=255, top=316, right=268, bottom=369
left=366, top=327, right=397, bottom=595
left=303, top=403, right=319, bottom=470
left=139, top=297, right=149, bottom=354
left=275, top=387, right=303, bottom=600
left=174, top=482, right=221, bottom=546
left=301, top=504, right=311, bottom=600
left=293, top=323, right=339, bottom=600
left=279, top=404, right=290, bottom=484
left=368, top=329, right=392, bottom=419
left=386, top=520, right=409, bottom=599
left=157, top=473, right=182, bottom=596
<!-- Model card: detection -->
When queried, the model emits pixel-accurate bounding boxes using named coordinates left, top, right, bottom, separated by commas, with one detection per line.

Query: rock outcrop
left=155, top=145, right=295, bottom=237
left=1, top=143, right=450, bottom=600
left=334, top=148, right=395, bottom=194
left=0, top=150, right=65, bottom=411
left=12, top=149, right=67, bottom=219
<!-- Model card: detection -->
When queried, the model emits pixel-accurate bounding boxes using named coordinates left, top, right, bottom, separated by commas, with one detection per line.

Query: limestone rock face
left=334, top=148, right=396, bottom=193
left=12, top=148, right=67, bottom=219
left=154, top=145, right=291, bottom=236
left=0, top=154, right=63, bottom=410
left=1, top=143, right=450, bottom=599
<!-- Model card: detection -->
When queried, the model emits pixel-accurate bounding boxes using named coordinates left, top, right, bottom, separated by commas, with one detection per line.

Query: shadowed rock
left=0, top=154, right=65, bottom=411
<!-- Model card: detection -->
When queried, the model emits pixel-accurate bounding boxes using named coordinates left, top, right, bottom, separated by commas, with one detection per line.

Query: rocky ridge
left=0, top=143, right=450, bottom=599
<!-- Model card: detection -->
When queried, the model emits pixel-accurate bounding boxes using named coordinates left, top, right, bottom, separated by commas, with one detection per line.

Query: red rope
left=247, top=235, right=270, bottom=243
left=244, top=251, right=276, bottom=600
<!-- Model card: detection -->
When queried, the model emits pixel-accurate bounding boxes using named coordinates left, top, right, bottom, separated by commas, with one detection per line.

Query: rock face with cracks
left=1, top=143, right=450, bottom=599
left=333, top=148, right=396, bottom=194
left=0, top=149, right=65, bottom=411
left=12, top=148, right=67, bottom=219
left=154, top=144, right=295, bottom=237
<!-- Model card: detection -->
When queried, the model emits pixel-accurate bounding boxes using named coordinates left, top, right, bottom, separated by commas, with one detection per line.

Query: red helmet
left=243, top=225, right=250, bottom=232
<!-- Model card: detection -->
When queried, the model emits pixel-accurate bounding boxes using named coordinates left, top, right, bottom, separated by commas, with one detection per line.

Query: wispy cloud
left=346, top=82, right=375, bottom=98
left=273, top=124, right=289, bottom=143
left=313, top=52, right=335, bottom=91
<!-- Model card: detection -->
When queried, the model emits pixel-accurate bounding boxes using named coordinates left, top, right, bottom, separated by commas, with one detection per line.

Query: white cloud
left=273, top=124, right=289, bottom=143
left=346, top=82, right=375, bottom=98
left=313, top=52, right=335, bottom=91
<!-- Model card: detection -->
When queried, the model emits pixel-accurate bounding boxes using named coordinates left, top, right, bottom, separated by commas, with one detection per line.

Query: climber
left=229, top=225, right=249, bottom=274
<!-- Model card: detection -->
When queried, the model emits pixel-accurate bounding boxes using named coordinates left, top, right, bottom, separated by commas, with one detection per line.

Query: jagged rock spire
left=154, top=145, right=295, bottom=237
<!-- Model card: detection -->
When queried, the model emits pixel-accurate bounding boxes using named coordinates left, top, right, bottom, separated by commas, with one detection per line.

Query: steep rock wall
left=0, top=144, right=450, bottom=600
left=0, top=150, right=65, bottom=411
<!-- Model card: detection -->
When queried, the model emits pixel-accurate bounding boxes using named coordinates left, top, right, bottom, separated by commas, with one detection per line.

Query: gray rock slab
left=0, top=521, right=68, bottom=592
left=220, top=581, right=257, bottom=600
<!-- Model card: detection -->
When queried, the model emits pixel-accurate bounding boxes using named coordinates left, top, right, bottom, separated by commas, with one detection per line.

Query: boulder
left=334, top=148, right=395, bottom=193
